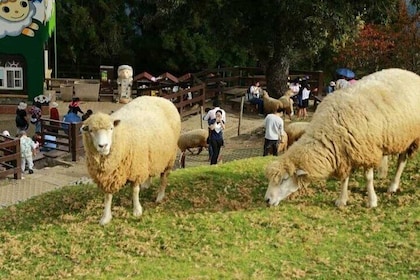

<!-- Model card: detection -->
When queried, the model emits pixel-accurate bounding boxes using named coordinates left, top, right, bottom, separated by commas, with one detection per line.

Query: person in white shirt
left=248, top=81, right=264, bottom=116
left=203, top=99, right=226, bottom=125
left=208, top=110, right=225, bottom=164
left=297, top=83, right=311, bottom=120
left=263, top=108, right=285, bottom=156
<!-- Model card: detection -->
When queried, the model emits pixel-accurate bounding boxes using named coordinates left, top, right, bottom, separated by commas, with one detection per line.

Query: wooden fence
left=0, top=135, right=22, bottom=179
left=40, top=118, right=84, bottom=161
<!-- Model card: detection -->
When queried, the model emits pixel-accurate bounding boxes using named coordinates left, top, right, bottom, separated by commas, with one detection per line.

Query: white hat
left=17, top=102, right=27, bottom=110
left=2, top=130, right=10, bottom=137
left=50, top=102, right=59, bottom=108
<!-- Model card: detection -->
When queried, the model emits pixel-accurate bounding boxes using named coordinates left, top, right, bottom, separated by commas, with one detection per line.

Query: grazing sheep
left=284, top=122, right=309, bottom=147
left=264, top=68, right=420, bottom=208
left=82, top=96, right=181, bottom=225
left=284, top=121, right=389, bottom=178
left=178, top=128, right=209, bottom=168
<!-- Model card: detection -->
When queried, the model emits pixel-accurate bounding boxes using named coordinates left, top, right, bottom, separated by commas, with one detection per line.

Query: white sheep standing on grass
left=265, top=68, right=420, bottom=208
left=177, top=128, right=209, bottom=168
left=82, top=96, right=181, bottom=225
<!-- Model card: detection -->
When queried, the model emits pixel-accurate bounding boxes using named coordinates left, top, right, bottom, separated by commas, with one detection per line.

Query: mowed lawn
left=0, top=153, right=418, bottom=279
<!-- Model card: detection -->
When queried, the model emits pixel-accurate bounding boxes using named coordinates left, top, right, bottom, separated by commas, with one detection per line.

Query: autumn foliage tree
left=335, top=0, right=419, bottom=76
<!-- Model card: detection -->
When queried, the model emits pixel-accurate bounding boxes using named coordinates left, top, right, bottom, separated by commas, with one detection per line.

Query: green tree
left=56, top=0, right=135, bottom=77
left=136, top=0, right=400, bottom=97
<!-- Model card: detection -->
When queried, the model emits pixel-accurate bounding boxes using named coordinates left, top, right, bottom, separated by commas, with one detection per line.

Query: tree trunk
left=265, top=54, right=290, bottom=99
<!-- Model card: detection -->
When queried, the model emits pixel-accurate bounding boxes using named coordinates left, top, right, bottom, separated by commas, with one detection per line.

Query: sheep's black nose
left=98, top=144, right=108, bottom=148
left=265, top=198, right=270, bottom=204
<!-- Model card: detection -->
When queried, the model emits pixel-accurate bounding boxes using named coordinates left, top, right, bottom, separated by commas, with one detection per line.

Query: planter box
left=74, top=81, right=100, bottom=101
left=60, top=85, right=74, bottom=102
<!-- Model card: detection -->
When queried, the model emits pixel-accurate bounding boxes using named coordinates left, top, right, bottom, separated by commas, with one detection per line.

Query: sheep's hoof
left=367, top=199, right=378, bottom=208
left=133, top=206, right=143, bottom=217
left=387, top=183, right=398, bottom=193
left=335, top=199, right=347, bottom=208
left=156, top=191, right=165, bottom=203
left=99, top=215, right=112, bottom=226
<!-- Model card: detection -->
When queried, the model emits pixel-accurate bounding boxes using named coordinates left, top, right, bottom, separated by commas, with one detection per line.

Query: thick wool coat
left=267, top=68, right=420, bottom=187
left=83, top=96, right=181, bottom=194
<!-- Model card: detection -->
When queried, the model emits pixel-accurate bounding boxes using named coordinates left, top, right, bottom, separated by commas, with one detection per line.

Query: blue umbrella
left=336, top=68, right=355, bottom=79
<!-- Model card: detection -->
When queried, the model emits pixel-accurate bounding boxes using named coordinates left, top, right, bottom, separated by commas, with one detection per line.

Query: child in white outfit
left=19, top=130, right=36, bottom=174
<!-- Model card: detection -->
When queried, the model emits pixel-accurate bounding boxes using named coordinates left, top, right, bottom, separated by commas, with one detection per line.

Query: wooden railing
left=40, top=119, right=84, bottom=161
left=0, top=135, right=22, bottom=179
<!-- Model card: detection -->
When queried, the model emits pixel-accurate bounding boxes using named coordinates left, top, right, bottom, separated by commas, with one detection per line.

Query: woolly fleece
left=82, top=96, right=181, bottom=194
left=266, top=68, right=420, bottom=187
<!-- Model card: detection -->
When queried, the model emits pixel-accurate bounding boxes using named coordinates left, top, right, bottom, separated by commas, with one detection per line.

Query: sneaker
left=29, top=169, right=34, bottom=174
left=258, top=114, right=264, bottom=117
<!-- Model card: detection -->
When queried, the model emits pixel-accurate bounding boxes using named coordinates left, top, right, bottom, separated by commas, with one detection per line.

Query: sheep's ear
left=113, top=120, right=121, bottom=127
left=81, top=125, right=89, bottom=132
left=295, top=169, right=307, bottom=176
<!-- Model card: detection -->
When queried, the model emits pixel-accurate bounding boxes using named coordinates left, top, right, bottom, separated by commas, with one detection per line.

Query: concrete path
left=0, top=158, right=89, bottom=208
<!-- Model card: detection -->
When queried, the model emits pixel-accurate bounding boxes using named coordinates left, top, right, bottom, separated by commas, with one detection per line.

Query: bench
left=229, top=96, right=257, bottom=113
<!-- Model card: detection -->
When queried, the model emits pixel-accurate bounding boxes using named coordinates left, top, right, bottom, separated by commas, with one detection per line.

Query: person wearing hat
left=15, top=102, right=29, bottom=134
left=49, top=101, right=60, bottom=132
left=326, top=81, right=336, bottom=94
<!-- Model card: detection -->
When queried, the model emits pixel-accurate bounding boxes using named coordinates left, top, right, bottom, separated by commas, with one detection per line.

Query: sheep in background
left=265, top=68, right=420, bottom=208
left=178, top=128, right=209, bottom=168
left=261, top=90, right=284, bottom=114
left=284, top=121, right=309, bottom=147
left=277, top=131, right=288, bottom=154
left=278, top=90, right=295, bottom=119
left=82, top=96, right=181, bottom=225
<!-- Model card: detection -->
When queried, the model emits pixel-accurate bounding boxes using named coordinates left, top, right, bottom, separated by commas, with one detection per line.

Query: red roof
left=133, top=71, right=156, bottom=82
left=178, top=73, right=192, bottom=82
left=157, top=72, right=179, bottom=83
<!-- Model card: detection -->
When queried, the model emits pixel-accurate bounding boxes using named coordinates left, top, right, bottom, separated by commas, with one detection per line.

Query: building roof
left=156, top=72, right=179, bottom=84
left=133, top=71, right=156, bottom=82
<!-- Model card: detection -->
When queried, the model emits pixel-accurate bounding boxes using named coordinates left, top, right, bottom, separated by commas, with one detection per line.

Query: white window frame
left=0, top=66, right=24, bottom=90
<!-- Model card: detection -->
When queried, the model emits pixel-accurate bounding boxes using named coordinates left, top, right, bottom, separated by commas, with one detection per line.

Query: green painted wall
left=0, top=21, right=47, bottom=101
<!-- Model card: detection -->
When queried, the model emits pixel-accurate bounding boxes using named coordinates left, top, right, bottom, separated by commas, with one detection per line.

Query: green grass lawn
left=0, top=154, right=418, bottom=279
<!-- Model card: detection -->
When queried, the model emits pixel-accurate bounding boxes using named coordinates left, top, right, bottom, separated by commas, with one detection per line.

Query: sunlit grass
left=0, top=154, right=418, bottom=279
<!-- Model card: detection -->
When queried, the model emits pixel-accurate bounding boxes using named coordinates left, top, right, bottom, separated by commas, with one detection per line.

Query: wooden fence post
left=70, top=123, right=77, bottom=161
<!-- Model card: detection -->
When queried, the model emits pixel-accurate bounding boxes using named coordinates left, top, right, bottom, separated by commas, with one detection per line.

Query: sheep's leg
left=377, top=155, right=389, bottom=179
left=132, top=184, right=143, bottom=217
left=388, top=153, right=407, bottom=193
left=365, top=168, right=378, bottom=208
left=140, top=177, right=151, bottom=190
left=100, top=193, right=113, bottom=225
left=335, top=177, right=349, bottom=207
left=180, top=151, right=186, bottom=168
left=156, top=169, right=170, bottom=203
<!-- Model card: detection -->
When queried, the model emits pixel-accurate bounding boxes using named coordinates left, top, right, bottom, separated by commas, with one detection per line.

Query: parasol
left=336, top=68, right=355, bottom=79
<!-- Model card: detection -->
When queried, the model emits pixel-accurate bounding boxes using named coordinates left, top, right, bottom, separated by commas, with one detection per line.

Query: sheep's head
left=81, top=113, right=120, bottom=156
left=262, top=90, right=269, bottom=98
left=264, top=159, right=307, bottom=206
